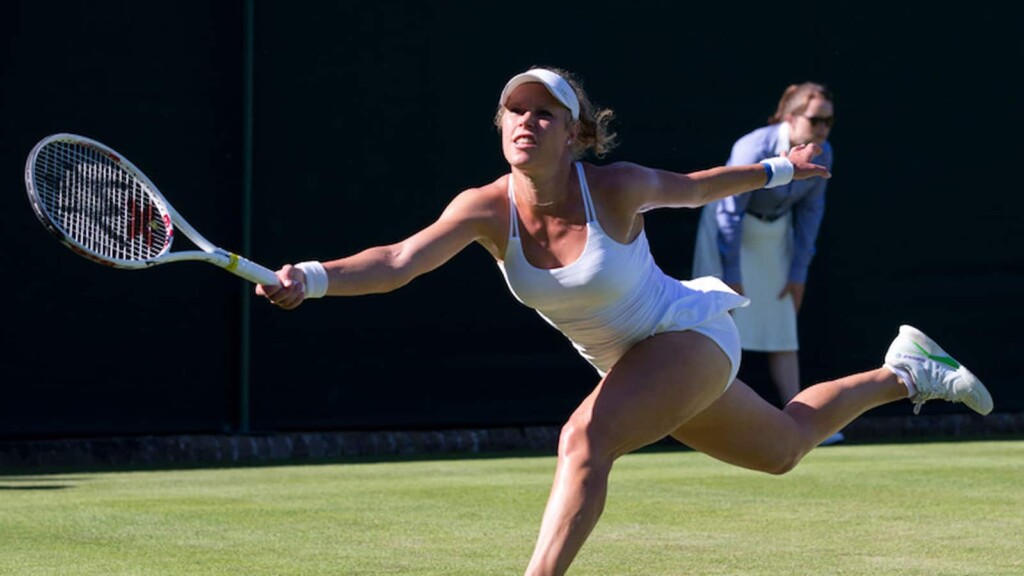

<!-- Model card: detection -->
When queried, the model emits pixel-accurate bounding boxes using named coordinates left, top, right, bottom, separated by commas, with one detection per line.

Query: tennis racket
left=25, top=133, right=280, bottom=286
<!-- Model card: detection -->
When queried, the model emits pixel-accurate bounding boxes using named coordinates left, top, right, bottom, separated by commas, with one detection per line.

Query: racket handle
left=223, top=252, right=281, bottom=286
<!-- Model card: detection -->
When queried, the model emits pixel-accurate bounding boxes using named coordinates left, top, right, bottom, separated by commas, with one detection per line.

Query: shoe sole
left=898, top=324, right=994, bottom=415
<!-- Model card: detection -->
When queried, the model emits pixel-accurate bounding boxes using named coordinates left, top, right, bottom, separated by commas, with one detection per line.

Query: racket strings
left=34, top=142, right=171, bottom=261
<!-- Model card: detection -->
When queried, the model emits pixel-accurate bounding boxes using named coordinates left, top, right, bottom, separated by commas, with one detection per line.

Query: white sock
left=884, top=365, right=917, bottom=397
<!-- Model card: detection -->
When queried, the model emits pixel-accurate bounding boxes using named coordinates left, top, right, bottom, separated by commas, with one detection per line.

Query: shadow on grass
left=0, top=484, right=75, bottom=490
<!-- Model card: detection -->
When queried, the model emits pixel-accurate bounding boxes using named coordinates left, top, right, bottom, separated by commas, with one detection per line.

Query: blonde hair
left=769, top=82, right=834, bottom=124
left=494, top=66, right=619, bottom=159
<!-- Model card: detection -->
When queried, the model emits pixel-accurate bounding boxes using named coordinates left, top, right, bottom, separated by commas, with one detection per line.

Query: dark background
left=3, top=2, right=1021, bottom=439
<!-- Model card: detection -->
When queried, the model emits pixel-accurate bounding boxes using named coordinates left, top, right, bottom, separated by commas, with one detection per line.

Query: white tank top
left=497, top=163, right=749, bottom=376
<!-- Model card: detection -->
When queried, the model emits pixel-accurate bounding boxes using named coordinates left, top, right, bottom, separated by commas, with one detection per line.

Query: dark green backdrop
left=2, top=1, right=1020, bottom=439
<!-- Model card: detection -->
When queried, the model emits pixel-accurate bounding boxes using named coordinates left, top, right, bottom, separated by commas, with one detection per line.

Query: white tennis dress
left=497, top=163, right=750, bottom=384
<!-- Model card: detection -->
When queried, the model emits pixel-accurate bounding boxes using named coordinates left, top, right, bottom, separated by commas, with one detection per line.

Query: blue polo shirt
left=716, top=123, right=833, bottom=284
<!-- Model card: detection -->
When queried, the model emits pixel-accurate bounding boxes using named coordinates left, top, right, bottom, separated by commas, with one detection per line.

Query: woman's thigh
left=572, top=330, right=733, bottom=460
left=670, top=378, right=807, bottom=473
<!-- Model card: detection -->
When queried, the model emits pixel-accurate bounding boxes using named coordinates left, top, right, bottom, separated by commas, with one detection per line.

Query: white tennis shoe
left=884, top=325, right=993, bottom=415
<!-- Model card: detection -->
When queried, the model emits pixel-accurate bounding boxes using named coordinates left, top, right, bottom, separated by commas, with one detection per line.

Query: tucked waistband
left=746, top=209, right=786, bottom=223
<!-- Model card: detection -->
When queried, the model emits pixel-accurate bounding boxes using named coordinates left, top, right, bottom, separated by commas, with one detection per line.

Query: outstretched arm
left=626, top=143, right=831, bottom=212
left=256, top=188, right=494, bottom=309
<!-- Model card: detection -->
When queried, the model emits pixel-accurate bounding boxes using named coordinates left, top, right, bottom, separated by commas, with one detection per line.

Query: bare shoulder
left=579, top=161, right=658, bottom=214
left=587, top=161, right=650, bottom=175
left=440, top=174, right=510, bottom=259
left=445, top=174, right=509, bottom=221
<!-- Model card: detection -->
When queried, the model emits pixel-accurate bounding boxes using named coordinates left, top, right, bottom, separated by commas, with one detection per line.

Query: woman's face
left=500, top=83, right=575, bottom=168
left=787, top=96, right=834, bottom=146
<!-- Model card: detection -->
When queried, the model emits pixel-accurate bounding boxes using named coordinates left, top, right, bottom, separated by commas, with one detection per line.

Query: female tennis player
left=257, top=67, right=992, bottom=576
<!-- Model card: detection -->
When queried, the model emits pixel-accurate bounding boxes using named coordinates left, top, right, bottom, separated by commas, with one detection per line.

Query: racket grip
left=225, top=252, right=281, bottom=286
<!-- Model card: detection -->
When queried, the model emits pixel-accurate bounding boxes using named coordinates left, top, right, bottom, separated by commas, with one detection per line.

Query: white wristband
left=295, top=261, right=329, bottom=299
left=760, top=157, right=795, bottom=189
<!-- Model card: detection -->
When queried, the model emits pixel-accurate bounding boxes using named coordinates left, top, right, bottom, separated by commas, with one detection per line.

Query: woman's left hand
left=785, top=143, right=831, bottom=181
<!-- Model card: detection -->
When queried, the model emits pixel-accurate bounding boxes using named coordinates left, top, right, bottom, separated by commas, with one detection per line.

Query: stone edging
left=2, top=412, right=1021, bottom=469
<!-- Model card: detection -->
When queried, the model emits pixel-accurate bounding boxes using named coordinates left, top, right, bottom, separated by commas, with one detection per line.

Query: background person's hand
left=778, top=281, right=805, bottom=312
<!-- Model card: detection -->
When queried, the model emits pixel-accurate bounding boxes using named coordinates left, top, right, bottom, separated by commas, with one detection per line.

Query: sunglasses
left=801, top=115, right=835, bottom=128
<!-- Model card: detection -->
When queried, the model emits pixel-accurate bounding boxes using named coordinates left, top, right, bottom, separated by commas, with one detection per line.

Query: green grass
left=2, top=440, right=1022, bottom=575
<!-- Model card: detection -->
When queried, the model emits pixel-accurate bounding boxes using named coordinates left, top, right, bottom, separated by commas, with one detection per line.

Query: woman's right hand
left=255, top=264, right=307, bottom=310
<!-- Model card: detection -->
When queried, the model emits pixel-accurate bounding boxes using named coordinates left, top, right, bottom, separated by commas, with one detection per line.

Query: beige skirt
left=692, top=204, right=798, bottom=352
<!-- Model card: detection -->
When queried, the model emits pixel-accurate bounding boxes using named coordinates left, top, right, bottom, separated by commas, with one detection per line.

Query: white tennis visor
left=499, top=68, right=580, bottom=120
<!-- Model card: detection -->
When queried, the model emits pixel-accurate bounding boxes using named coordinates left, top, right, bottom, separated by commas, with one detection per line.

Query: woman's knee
left=761, top=441, right=809, bottom=475
left=764, top=451, right=802, bottom=475
left=557, top=416, right=617, bottom=467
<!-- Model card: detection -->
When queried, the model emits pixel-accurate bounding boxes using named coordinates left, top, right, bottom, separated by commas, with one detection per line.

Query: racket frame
left=25, top=133, right=280, bottom=286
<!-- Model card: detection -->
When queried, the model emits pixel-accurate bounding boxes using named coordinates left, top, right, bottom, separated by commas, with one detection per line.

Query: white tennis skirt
left=692, top=204, right=798, bottom=352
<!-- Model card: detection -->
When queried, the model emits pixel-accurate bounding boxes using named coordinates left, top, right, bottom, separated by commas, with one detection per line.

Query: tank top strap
left=574, top=162, right=597, bottom=223
left=506, top=176, right=519, bottom=239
